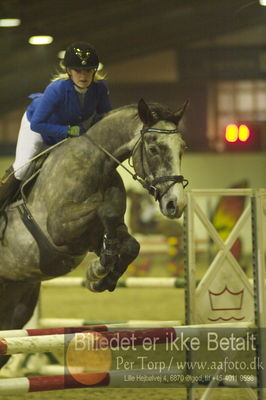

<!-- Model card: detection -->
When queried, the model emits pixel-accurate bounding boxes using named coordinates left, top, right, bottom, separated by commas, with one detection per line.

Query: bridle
left=131, top=127, right=189, bottom=201
left=84, top=126, right=189, bottom=201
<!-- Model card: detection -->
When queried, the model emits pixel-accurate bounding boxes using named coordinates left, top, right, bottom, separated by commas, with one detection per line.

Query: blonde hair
left=51, top=61, right=106, bottom=82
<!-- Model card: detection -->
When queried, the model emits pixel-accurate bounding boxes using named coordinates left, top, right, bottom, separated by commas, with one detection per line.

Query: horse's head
left=132, top=98, right=188, bottom=219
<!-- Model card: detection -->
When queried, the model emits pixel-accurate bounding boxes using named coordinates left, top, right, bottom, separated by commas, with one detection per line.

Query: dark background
left=0, top=0, right=266, bottom=152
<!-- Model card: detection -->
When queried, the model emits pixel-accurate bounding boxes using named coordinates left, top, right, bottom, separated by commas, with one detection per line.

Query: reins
left=83, top=126, right=189, bottom=200
left=2, top=139, right=68, bottom=184
left=6, top=125, right=188, bottom=201
left=83, top=134, right=150, bottom=190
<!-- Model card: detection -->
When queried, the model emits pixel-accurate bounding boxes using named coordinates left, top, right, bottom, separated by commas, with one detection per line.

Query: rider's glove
left=67, top=126, right=81, bottom=137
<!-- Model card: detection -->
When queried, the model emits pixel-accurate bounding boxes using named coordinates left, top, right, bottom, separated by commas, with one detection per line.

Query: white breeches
left=13, top=113, right=48, bottom=180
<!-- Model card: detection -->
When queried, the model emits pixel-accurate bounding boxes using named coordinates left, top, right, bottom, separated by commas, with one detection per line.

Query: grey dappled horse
left=0, top=99, right=188, bottom=343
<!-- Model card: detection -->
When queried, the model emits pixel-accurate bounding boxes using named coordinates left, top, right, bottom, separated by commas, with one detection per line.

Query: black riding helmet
left=63, top=42, right=99, bottom=70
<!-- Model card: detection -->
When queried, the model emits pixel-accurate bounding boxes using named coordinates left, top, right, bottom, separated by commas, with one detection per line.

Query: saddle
left=1, top=154, right=48, bottom=213
left=0, top=155, right=48, bottom=236
left=18, top=153, right=49, bottom=201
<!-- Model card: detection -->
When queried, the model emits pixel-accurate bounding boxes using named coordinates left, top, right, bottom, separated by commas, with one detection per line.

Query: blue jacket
left=26, top=78, right=112, bottom=145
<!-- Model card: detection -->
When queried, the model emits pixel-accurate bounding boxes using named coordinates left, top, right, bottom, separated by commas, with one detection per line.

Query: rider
left=0, top=41, right=112, bottom=209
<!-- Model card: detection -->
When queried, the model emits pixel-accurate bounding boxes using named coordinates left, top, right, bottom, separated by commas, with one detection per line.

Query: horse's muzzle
left=160, top=193, right=186, bottom=219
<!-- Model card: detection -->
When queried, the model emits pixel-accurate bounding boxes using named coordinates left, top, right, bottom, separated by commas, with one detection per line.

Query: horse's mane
left=106, top=102, right=178, bottom=124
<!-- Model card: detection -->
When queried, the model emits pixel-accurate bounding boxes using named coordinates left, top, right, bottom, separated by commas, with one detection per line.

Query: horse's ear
left=173, top=99, right=189, bottom=125
left=138, top=98, right=154, bottom=125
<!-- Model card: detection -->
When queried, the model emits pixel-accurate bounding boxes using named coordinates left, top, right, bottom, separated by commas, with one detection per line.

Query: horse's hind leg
left=11, top=282, right=40, bottom=329
left=87, top=226, right=140, bottom=292
left=0, top=280, right=40, bottom=369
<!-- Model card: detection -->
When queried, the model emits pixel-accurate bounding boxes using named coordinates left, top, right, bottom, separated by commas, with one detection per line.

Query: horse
left=0, top=99, right=188, bottom=342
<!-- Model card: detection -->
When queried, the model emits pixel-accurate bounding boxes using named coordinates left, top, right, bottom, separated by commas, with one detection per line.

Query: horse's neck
left=88, top=108, right=142, bottom=162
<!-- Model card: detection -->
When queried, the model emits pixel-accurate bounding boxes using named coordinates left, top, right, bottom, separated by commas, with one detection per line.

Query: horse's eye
left=148, top=145, right=159, bottom=156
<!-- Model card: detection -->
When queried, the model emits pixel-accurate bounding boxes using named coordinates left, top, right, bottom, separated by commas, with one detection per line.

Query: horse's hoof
left=86, top=259, right=108, bottom=282
left=108, top=283, right=116, bottom=292
left=103, top=277, right=117, bottom=292
left=86, top=280, right=107, bottom=293
left=99, top=254, right=118, bottom=270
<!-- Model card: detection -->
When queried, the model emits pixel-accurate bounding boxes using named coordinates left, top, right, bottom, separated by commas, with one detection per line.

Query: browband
left=141, top=128, right=179, bottom=135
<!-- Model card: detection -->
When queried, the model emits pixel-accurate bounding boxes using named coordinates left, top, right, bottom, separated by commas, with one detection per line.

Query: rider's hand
left=67, top=126, right=81, bottom=137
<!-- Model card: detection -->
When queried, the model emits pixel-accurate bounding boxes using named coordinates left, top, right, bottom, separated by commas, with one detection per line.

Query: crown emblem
left=74, top=48, right=91, bottom=65
left=208, top=285, right=244, bottom=311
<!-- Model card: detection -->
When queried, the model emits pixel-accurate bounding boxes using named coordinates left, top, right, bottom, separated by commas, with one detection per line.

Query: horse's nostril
left=166, top=200, right=176, bottom=215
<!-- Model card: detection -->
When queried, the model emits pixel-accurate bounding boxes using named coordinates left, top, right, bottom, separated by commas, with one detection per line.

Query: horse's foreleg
left=87, top=226, right=140, bottom=292
left=86, top=232, right=119, bottom=281
left=86, top=217, right=120, bottom=282
left=87, top=179, right=126, bottom=282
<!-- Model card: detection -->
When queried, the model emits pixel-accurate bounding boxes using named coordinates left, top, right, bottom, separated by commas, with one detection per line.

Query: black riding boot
left=0, top=166, right=21, bottom=210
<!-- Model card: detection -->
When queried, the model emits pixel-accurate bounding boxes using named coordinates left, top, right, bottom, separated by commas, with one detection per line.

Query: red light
left=238, top=124, right=250, bottom=142
left=224, top=122, right=261, bottom=151
left=225, top=124, right=238, bottom=142
left=225, top=123, right=250, bottom=143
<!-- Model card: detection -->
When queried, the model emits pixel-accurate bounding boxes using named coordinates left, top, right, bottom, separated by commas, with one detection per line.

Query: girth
left=15, top=172, right=83, bottom=278
left=17, top=201, right=80, bottom=277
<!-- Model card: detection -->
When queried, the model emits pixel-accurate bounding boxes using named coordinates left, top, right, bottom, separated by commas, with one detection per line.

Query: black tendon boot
left=0, top=166, right=21, bottom=211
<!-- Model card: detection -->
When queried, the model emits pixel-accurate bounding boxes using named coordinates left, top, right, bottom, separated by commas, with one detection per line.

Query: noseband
left=136, top=127, right=189, bottom=201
